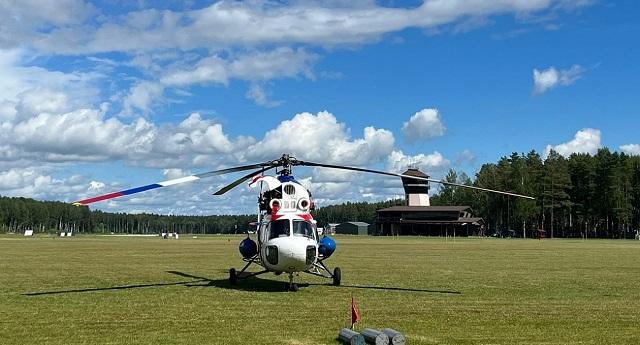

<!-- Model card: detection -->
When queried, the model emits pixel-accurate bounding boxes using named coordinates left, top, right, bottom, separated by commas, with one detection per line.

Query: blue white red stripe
left=72, top=163, right=269, bottom=206
left=74, top=175, right=200, bottom=205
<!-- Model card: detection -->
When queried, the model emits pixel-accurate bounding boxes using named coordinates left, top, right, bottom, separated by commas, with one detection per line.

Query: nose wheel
left=286, top=272, right=299, bottom=292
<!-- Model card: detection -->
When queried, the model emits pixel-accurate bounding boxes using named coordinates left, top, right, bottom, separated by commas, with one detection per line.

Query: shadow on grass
left=319, top=283, right=461, bottom=294
left=23, top=279, right=208, bottom=296
left=24, top=270, right=460, bottom=295
left=23, top=270, right=293, bottom=295
left=167, top=270, right=301, bottom=292
left=169, top=271, right=459, bottom=294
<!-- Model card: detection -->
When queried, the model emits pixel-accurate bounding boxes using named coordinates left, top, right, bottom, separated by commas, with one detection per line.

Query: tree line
left=431, top=148, right=640, bottom=238
left=0, top=197, right=255, bottom=235
left=1, top=147, right=638, bottom=238
left=0, top=195, right=403, bottom=235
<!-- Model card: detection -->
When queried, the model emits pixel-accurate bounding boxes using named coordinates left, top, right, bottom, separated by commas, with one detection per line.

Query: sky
left=0, top=0, right=638, bottom=215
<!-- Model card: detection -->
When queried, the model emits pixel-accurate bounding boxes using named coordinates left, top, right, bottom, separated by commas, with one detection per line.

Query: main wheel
left=229, top=268, right=238, bottom=285
left=289, top=283, right=299, bottom=292
left=332, top=267, right=341, bottom=286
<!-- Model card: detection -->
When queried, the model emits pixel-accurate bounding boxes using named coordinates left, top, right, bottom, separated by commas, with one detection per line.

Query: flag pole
left=351, top=293, right=360, bottom=331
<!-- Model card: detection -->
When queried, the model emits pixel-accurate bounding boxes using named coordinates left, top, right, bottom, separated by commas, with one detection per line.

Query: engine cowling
left=318, top=236, right=336, bottom=258
left=239, top=237, right=258, bottom=259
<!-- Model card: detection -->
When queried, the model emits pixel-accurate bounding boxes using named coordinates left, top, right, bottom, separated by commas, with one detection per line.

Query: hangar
left=374, top=168, right=485, bottom=236
left=335, top=221, right=370, bottom=235
left=376, top=205, right=484, bottom=236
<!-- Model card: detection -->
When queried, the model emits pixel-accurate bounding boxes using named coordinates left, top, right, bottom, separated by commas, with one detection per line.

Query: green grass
left=1, top=235, right=639, bottom=345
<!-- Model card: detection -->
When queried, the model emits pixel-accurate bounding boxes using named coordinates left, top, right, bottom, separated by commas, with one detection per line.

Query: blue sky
left=0, top=0, right=638, bottom=214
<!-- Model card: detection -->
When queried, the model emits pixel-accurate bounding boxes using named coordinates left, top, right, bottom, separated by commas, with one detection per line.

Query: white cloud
left=122, top=81, right=165, bottom=115
left=0, top=49, right=100, bottom=119
left=402, top=108, right=445, bottom=143
left=9, top=109, right=156, bottom=161
left=3, top=2, right=592, bottom=114
left=0, top=0, right=94, bottom=49
left=544, top=128, right=602, bottom=157
left=532, top=64, right=585, bottom=95
left=456, top=149, right=476, bottom=166
left=245, top=83, right=281, bottom=108
left=1, top=97, right=252, bottom=167
left=160, top=55, right=229, bottom=87
left=163, top=168, right=192, bottom=180
left=125, top=47, right=316, bottom=112
left=244, top=111, right=395, bottom=166
left=386, top=150, right=450, bottom=178
left=0, top=168, right=89, bottom=201
left=88, top=181, right=105, bottom=191
left=21, top=1, right=590, bottom=54
left=227, top=48, right=317, bottom=81
left=620, top=144, right=640, bottom=156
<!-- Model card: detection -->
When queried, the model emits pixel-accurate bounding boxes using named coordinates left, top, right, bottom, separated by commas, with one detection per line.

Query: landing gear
left=332, top=267, right=341, bottom=286
left=304, top=259, right=342, bottom=287
left=286, top=272, right=299, bottom=292
left=229, top=254, right=268, bottom=286
left=229, top=268, right=238, bottom=285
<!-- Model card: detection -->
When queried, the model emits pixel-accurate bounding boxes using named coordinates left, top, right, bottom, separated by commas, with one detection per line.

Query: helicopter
left=74, top=154, right=534, bottom=292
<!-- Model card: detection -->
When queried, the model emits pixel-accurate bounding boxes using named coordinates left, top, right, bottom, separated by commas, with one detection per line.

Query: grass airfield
left=1, top=235, right=639, bottom=345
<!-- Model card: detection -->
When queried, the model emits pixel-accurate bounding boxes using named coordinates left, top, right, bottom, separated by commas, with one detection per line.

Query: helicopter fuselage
left=258, top=216, right=318, bottom=273
left=252, top=175, right=319, bottom=273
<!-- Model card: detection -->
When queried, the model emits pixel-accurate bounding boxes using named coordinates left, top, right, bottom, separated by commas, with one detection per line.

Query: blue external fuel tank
left=318, top=236, right=336, bottom=258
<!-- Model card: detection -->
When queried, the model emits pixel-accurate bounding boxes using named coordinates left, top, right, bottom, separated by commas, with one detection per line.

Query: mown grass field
left=1, top=235, right=639, bottom=345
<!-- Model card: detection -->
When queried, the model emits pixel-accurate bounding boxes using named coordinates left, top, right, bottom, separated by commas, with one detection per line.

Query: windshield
left=268, top=219, right=290, bottom=240
left=292, top=220, right=316, bottom=239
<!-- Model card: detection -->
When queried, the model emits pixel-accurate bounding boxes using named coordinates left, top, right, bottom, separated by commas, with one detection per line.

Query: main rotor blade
left=73, top=163, right=272, bottom=206
left=427, top=179, right=535, bottom=199
left=213, top=167, right=273, bottom=195
left=298, top=161, right=535, bottom=200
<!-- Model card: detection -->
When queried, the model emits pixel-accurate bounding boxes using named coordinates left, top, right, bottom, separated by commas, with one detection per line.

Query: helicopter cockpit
left=263, top=219, right=317, bottom=241
left=267, top=219, right=290, bottom=239
left=292, top=219, right=316, bottom=239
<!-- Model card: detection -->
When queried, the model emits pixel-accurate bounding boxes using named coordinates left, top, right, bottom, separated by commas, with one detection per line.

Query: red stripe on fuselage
left=297, top=213, right=313, bottom=221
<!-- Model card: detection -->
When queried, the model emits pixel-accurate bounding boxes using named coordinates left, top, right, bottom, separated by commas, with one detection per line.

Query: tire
left=332, top=267, right=341, bottom=286
left=289, top=283, right=299, bottom=292
left=229, top=268, right=238, bottom=285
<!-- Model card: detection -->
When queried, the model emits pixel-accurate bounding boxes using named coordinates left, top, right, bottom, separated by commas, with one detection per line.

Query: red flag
left=351, top=296, right=360, bottom=329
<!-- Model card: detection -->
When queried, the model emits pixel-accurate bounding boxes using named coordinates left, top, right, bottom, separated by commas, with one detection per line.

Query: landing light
left=266, top=245, right=278, bottom=265
left=306, top=245, right=316, bottom=265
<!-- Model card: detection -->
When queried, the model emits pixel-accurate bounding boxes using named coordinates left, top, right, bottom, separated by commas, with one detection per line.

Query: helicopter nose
left=278, top=239, right=312, bottom=271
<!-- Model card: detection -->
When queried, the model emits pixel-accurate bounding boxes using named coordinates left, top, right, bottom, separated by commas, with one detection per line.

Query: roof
left=339, top=221, right=370, bottom=227
left=402, top=168, right=429, bottom=178
left=377, top=206, right=471, bottom=212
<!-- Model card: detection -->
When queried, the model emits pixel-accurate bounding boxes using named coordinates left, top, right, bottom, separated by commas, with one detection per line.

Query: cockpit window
left=292, top=220, right=316, bottom=239
left=268, top=219, right=290, bottom=239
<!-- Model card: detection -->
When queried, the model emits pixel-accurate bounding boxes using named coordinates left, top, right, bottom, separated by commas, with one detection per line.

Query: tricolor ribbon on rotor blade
left=73, top=163, right=271, bottom=206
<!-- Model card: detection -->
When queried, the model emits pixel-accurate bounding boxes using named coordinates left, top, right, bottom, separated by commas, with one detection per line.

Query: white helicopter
left=74, top=154, right=533, bottom=292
